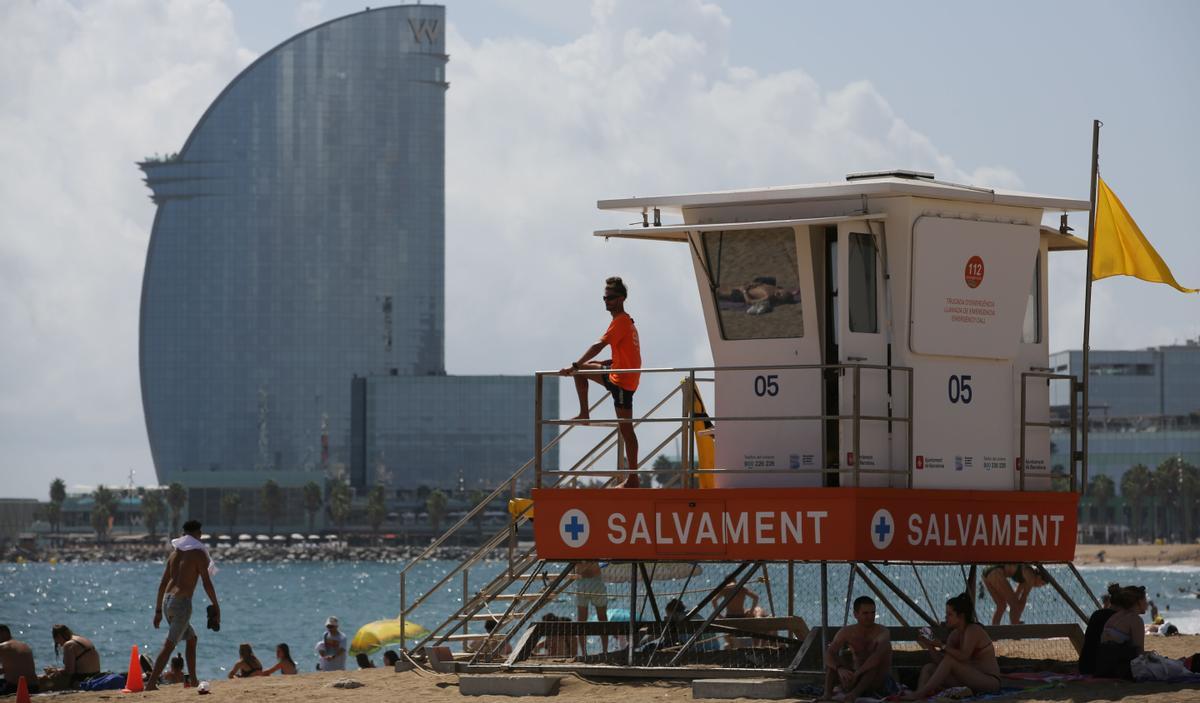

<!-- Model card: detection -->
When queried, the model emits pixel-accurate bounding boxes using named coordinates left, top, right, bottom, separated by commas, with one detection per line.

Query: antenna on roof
left=845, top=169, right=936, bottom=181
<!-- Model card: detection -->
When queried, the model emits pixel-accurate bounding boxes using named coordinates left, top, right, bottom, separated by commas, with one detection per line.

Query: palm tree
left=1121, top=464, right=1153, bottom=542
left=221, top=493, right=242, bottom=534
left=90, top=504, right=111, bottom=542
left=328, top=479, right=352, bottom=533
left=167, top=482, right=187, bottom=534
left=366, top=486, right=387, bottom=542
left=142, top=490, right=165, bottom=538
left=1180, top=461, right=1200, bottom=544
left=93, top=484, right=119, bottom=531
left=1088, top=474, right=1116, bottom=534
left=303, top=481, right=323, bottom=533
left=49, top=478, right=66, bottom=533
left=261, top=480, right=283, bottom=536
left=1153, top=459, right=1181, bottom=541
left=45, top=502, right=62, bottom=535
left=426, top=489, right=449, bottom=533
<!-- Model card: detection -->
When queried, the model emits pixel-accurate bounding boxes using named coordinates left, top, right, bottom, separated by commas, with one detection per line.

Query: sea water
left=2, top=560, right=1199, bottom=682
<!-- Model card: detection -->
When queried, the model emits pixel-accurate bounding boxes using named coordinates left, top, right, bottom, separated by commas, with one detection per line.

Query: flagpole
left=1080, top=119, right=1101, bottom=494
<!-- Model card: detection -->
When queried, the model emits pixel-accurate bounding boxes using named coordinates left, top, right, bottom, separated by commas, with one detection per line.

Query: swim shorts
left=602, top=377, right=635, bottom=410
left=575, top=577, right=608, bottom=610
left=163, top=594, right=197, bottom=644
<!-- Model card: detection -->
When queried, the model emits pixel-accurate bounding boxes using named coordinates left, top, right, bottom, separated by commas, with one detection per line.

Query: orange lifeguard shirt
left=601, top=312, right=641, bottom=391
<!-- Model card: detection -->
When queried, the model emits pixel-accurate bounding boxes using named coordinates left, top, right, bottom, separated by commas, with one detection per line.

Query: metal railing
left=398, top=383, right=690, bottom=654
left=400, top=362, right=1077, bottom=658
left=535, top=362, right=916, bottom=489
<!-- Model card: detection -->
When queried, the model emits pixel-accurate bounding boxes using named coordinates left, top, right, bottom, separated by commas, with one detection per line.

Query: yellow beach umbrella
left=350, top=619, right=429, bottom=655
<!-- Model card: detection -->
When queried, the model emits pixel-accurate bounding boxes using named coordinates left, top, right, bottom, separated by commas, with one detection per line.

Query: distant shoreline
left=2, top=541, right=506, bottom=564
left=1073, top=544, right=1200, bottom=567
left=5, top=541, right=1200, bottom=566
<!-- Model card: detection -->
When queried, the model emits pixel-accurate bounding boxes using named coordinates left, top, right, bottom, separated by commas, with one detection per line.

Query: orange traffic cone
left=15, top=676, right=30, bottom=703
left=122, top=644, right=145, bottom=693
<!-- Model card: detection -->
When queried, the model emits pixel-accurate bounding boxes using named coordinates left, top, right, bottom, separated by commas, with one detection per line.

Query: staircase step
left=458, top=612, right=527, bottom=620
left=491, top=593, right=543, bottom=600
left=443, top=633, right=493, bottom=641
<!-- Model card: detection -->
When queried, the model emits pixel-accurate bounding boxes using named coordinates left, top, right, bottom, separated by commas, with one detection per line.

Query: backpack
left=1130, top=652, right=1189, bottom=682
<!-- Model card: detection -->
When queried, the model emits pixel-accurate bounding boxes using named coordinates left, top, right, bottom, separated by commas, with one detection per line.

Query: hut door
left=836, top=222, right=890, bottom=486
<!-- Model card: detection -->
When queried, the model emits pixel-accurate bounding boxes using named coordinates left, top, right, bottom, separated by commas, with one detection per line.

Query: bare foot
left=613, top=477, right=640, bottom=489
left=571, top=413, right=591, bottom=425
left=144, top=683, right=159, bottom=691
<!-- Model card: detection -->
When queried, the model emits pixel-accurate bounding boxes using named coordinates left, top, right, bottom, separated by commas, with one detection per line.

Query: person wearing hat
left=315, top=617, right=347, bottom=671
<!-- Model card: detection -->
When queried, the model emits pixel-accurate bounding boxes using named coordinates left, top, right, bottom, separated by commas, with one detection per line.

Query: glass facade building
left=355, top=375, right=557, bottom=491
left=138, top=6, right=554, bottom=511
left=1049, top=339, right=1200, bottom=492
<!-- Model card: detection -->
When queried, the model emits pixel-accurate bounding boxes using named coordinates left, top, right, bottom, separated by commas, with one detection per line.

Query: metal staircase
left=399, top=380, right=694, bottom=660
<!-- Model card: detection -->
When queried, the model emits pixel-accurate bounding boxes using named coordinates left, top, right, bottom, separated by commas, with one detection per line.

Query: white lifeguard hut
left=593, top=169, right=1089, bottom=492
left=397, top=171, right=1102, bottom=676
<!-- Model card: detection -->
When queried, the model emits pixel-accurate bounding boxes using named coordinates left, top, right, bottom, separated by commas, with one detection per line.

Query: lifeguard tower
left=394, top=171, right=1101, bottom=680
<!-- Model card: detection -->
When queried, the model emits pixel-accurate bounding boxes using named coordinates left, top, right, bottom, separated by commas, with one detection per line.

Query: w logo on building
left=408, top=18, right=441, bottom=44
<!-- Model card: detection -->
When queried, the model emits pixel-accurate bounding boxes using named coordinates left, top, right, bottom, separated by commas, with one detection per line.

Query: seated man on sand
left=823, top=596, right=893, bottom=701
left=0, top=624, right=39, bottom=695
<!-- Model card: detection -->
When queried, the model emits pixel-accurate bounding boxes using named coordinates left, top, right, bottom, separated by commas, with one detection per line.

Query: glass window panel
left=1022, top=254, right=1041, bottom=344
left=701, top=228, right=803, bottom=340
left=847, top=232, right=878, bottom=334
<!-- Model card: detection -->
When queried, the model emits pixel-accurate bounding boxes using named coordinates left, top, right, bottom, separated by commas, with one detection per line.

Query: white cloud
left=442, top=0, right=1022, bottom=371
left=7, top=0, right=1123, bottom=498
left=442, top=0, right=1033, bottom=467
left=295, top=0, right=325, bottom=29
left=0, top=0, right=253, bottom=497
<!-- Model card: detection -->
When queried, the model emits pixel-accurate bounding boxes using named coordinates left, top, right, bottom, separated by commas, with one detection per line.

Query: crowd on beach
left=3, top=527, right=1199, bottom=701
left=822, top=578, right=1199, bottom=701
left=0, top=520, right=406, bottom=696
left=0, top=619, right=404, bottom=695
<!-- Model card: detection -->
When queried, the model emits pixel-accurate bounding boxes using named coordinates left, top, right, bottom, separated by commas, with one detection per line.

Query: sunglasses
left=603, top=294, right=621, bottom=301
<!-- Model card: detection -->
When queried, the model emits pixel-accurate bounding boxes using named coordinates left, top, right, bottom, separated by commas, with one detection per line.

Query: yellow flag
left=1092, top=176, right=1197, bottom=292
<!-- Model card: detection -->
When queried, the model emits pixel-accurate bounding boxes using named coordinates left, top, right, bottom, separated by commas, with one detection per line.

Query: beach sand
left=60, top=635, right=1200, bottom=703
left=1074, top=543, right=1200, bottom=567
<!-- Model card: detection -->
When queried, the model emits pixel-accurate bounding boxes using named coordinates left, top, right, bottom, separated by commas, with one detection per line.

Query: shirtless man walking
left=145, top=520, right=220, bottom=690
left=823, top=596, right=893, bottom=701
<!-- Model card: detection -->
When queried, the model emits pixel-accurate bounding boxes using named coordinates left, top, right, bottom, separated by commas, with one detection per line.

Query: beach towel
left=172, top=534, right=218, bottom=576
left=78, top=673, right=126, bottom=691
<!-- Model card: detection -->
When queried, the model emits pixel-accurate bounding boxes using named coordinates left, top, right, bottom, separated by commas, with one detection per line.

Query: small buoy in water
left=49, top=557, right=58, bottom=565
left=15, top=556, right=25, bottom=564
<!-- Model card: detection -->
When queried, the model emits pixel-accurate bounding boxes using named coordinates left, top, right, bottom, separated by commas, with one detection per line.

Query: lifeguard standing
left=560, top=276, right=641, bottom=487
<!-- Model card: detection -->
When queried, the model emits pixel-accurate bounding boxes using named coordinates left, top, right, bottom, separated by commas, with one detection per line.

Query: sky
left=1, top=0, right=1197, bottom=498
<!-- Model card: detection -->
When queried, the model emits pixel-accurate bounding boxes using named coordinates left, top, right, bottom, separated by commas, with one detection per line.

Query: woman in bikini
left=227, top=643, right=263, bottom=678
left=49, top=624, right=101, bottom=686
left=982, top=563, right=1046, bottom=625
left=1094, top=583, right=1147, bottom=679
left=258, top=643, right=297, bottom=676
left=903, top=593, right=1001, bottom=700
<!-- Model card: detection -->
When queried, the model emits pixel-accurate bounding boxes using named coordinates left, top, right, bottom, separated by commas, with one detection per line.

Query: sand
left=1073, top=544, right=1200, bottom=567
left=59, top=635, right=1200, bottom=703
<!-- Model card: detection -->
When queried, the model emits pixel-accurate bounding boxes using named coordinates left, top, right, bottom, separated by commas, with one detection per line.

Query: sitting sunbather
left=903, top=593, right=1001, bottom=700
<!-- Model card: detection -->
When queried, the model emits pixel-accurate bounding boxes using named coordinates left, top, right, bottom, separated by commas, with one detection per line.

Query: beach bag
left=79, top=673, right=126, bottom=691
left=1130, top=652, right=1188, bottom=682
